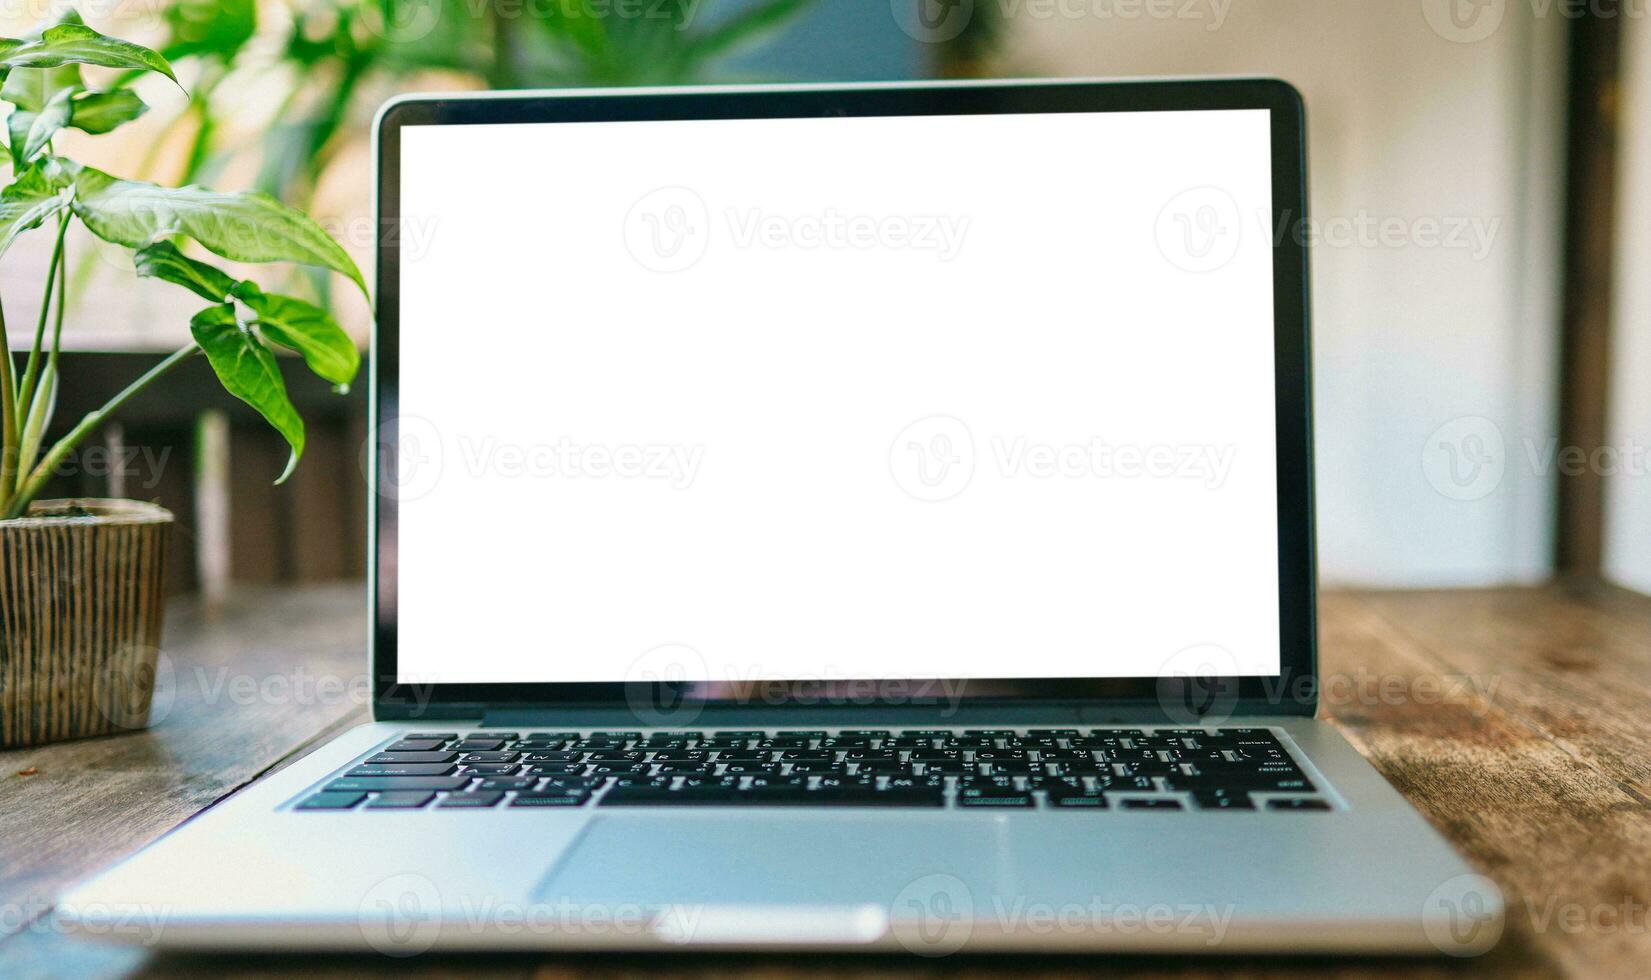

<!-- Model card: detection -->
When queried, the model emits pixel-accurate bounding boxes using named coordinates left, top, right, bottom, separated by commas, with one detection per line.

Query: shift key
left=347, top=764, right=457, bottom=777
left=366, top=752, right=457, bottom=764
left=327, top=775, right=472, bottom=792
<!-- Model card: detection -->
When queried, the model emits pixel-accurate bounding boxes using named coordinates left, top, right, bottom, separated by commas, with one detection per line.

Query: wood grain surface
left=3, top=581, right=1649, bottom=979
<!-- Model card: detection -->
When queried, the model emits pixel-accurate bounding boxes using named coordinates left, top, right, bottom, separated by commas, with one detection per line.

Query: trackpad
left=537, top=814, right=1012, bottom=931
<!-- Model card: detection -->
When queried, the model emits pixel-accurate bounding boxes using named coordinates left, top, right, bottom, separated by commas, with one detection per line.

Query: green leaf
left=190, top=304, right=305, bottom=483
left=0, top=7, right=84, bottom=96
left=231, top=282, right=360, bottom=388
left=8, top=85, right=75, bottom=165
left=160, top=0, right=257, bottom=63
left=67, top=88, right=147, bottom=134
left=0, top=24, right=178, bottom=85
left=133, top=240, right=237, bottom=302
left=0, top=159, right=70, bottom=257
left=686, top=0, right=815, bottom=66
left=0, top=63, right=80, bottom=112
left=70, top=166, right=368, bottom=297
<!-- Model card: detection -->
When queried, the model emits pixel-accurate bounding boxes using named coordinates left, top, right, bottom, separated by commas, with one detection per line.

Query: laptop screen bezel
left=371, top=79, right=1316, bottom=718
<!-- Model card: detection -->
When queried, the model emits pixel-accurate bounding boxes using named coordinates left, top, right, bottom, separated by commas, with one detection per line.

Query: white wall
left=994, top=0, right=1568, bottom=586
left=1606, top=12, right=1651, bottom=593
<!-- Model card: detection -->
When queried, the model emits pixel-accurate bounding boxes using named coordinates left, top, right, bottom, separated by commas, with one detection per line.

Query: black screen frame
left=371, top=79, right=1316, bottom=720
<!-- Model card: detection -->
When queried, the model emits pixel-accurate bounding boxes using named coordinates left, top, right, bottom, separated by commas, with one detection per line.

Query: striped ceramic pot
left=0, top=499, right=172, bottom=748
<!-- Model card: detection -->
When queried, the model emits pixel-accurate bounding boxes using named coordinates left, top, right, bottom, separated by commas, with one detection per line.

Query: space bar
left=600, top=787, right=944, bottom=807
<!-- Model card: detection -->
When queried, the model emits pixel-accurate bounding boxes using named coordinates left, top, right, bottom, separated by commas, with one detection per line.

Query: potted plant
left=0, top=10, right=368, bottom=747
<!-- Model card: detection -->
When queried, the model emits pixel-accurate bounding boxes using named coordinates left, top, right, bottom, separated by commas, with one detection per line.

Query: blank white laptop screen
left=393, top=107, right=1280, bottom=684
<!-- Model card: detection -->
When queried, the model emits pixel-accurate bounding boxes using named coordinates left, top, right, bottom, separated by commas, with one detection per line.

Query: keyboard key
left=959, top=788, right=1034, bottom=807
left=1165, top=774, right=1316, bottom=793
left=347, top=764, right=457, bottom=777
left=454, top=739, right=507, bottom=752
left=461, top=763, right=520, bottom=775
left=460, top=752, right=520, bottom=764
left=588, top=762, right=650, bottom=775
left=538, top=776, right=603, bottom=790
left=327, top=776, right=472, bottom=792
left=524, top=763, right=586, bottom=775
left=478, top=777, right=537, bottom=790
left=718, top=760, right=782, bottom=773
left=1045, top=787, right=1109, bottom=808
left=601, top=784, right=746, bottom=806
left=297, top=791, right=364, bottom=810
left=652, top=763, right=714, bottom=775
left=438, top=791, right=504, bottom=808
left=366, top=752, right=456, bottom=765
left=778, top=787, right=943, bottom=807
left=784, top=760, right=848, bottom=774
left=523, top=751, right=583, bottom=763
left=511, top=789, right=590, bottom=807
left=385, top=739, right=447, bottom=752
left=405, top=732, right=458, bottom=741
left=365, top=791, right=435, bottom=809
left=1267, top=798, right=1332, bottom=811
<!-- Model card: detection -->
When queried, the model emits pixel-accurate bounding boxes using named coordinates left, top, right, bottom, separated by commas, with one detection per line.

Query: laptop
left=61, top=79, right=1502, bottom=956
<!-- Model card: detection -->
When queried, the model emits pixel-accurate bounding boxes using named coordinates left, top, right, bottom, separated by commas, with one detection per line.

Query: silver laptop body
left=60, top=79, right=1502, bottom=957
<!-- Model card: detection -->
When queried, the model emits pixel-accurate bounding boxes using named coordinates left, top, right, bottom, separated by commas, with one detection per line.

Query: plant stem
left=0, top=296, right=16, bottom=513
left=17, top=213, right=70, bottom=427
left=5, top=344, right=201, bottom=520
left=48, top=236, right=66, bottom=373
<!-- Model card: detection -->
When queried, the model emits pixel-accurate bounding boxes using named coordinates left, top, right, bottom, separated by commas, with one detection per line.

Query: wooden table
left=3, top=582, right=1648, bottom=978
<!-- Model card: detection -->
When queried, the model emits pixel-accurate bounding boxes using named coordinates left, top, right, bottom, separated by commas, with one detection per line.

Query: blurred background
left=3, top=0, right=1647, bottom=599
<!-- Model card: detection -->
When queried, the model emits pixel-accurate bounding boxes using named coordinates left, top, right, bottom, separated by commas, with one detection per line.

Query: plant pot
left=0, top=498, right=172, bottom=748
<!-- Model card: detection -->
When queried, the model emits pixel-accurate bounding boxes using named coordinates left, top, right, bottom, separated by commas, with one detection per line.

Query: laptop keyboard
left=295, top=727, right=1329, bottom=812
